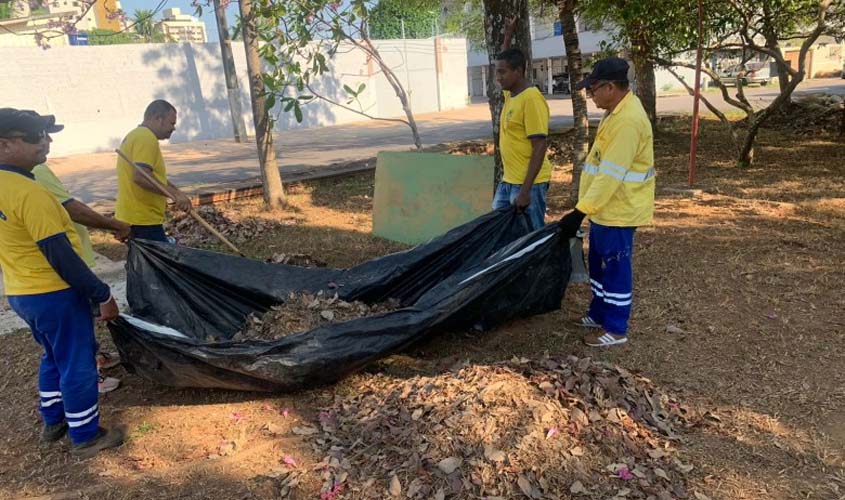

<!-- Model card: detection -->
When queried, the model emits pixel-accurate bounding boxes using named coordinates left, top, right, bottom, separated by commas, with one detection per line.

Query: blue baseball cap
left=0, top=108, right=64, bottom=138
left=575, top=57, right=630, bottom=90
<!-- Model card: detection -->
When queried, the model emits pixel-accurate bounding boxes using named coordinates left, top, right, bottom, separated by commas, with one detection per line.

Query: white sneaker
left=574, top=315, right=602, bottom=329
left=98, top=374, right=120, bottom=394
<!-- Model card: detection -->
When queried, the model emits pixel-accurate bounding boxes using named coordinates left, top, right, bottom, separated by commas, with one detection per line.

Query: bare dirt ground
left=2, top=117, right=844, bottom=499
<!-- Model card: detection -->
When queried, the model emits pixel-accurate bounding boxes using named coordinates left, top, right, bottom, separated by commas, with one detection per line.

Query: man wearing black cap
left=558, top=57, right=656, bottom=348
left=0, top=108, right=125, bottom=458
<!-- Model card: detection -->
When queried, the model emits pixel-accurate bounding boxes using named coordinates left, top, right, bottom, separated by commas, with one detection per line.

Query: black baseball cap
left=575, top=57, right=630, bottom=90
left=0, top=108, right=64, bottom=138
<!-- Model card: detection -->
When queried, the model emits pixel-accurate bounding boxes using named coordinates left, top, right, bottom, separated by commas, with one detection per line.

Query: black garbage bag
left=109, top=208, right=571, bottom=392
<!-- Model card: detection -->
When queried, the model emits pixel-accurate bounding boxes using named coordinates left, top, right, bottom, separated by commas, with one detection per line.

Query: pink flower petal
left=546, top=427, right=559, bottom=439
left=282, top=455, right=297, bottom=467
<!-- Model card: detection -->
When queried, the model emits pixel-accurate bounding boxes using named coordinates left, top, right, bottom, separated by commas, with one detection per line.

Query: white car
left=719, top=61, right=771, bottom=86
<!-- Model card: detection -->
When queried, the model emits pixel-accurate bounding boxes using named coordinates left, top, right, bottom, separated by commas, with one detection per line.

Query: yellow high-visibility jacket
left=576, top=92, right=655, bottom=227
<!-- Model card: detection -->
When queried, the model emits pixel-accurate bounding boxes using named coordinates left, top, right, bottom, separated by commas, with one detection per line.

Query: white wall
left=0, top=38, right=468, bottom=156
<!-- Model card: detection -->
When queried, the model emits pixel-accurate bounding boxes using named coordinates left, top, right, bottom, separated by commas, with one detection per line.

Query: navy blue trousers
left=9, top=288, right=100, bottom=444
left=587, top=222, right=636, bottom=335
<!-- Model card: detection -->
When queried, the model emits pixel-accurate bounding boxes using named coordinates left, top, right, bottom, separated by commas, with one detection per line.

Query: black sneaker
left=41, top=422, right=68, bottom=444
left=71, top=426, right=126, bottom=459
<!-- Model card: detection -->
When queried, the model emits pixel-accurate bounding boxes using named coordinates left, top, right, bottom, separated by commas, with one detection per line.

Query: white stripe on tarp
left=41, top=398, right=62, bottom=407
left=67, top=411, right=99, bottom=428
left=590, top=279, right=603, bottom=289
left=39, top=391, right=61, bottom=398
left=603, top=297, right=632, bottom=307
left=65, top=404, right=98, bottom=419
left=459, top=234, right=555, bottom=286
left=122, top=314, right=189, bottom=339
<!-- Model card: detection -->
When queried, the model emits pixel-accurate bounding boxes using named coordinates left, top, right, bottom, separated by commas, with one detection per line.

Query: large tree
left=557, top=0, right=588, bottom=203
left=658, top=0, right=842, bottom=167
left=579, top=0, right=700, bottom=127
left=249, top=0, right=424, bottom=149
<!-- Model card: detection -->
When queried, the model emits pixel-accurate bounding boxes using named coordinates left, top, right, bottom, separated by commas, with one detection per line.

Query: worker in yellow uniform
left=0, top=108, right=124, bottom=458
left=558, top=57, right=656, bottom=347
left=32, top=158, right=130, bottom=394
left=115, top=100, right=192, bottom=242
left=492, top=46, right=553, bottom=231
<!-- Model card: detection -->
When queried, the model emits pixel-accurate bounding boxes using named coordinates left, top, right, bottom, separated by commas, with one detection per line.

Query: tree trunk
left=213, top=0, right=247, bottom=143
left=559, top=0, right=587, bottom=205
left=631, top=48, right=657, bottom=126
left=239, top=0, right=285, bottom=207
left=482, top=0, right=532, bottom=186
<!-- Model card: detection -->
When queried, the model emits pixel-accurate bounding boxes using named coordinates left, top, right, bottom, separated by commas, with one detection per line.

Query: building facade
left=0, top=0, right=123, bottom=47
left=154, top=8, right=207, bottom=43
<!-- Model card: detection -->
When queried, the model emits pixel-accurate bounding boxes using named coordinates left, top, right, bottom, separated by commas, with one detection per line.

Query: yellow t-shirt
left=32, top=164, right=96, bottom=268
left=499, top=87, right=552, bottom=185
left=0, top=167, right=85, bottom=296
left=576, top=92, right=655, bottom=227
left=115, top=126, right=167, bottom=225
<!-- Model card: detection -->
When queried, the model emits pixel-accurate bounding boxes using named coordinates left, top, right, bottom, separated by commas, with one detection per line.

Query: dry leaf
left=570, top=481, right=587, bottom=494
left=388, top=475, right=402, bottom=497
left=654, top=468, right=669, bottom=480
left=517, top=475, right=537, bottom=498
left=569, top=446, right=585, bottom=457
left=291, top=426, right=319, bottom=435
left=437, top=457, right=462, bottom=474
left=483, top=446, right=506, bottom=462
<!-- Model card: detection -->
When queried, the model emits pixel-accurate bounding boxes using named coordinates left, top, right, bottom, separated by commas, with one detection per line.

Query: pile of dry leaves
left=165, top=205, right=284, bottom=247
left=765, top=93, right=844, bottom=136
left=232, top=292, right=401, bottom=341
left=297, top=356, right=697, bottom=499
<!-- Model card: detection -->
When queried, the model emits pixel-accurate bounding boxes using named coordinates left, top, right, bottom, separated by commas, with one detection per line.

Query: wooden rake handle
left=115, top=149, right=246, bottom=257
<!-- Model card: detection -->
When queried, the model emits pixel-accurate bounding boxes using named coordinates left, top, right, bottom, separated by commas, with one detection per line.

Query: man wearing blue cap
left=558, top=57, right=656, bottom=347
left=0, top=108, right=125, bottom=457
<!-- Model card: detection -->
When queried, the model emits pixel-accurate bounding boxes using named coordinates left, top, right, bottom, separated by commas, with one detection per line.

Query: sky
left=118, top=0, right=240, bottom=42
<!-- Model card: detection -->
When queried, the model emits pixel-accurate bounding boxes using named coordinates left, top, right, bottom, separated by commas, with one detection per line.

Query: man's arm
left=131, top=163, right=192, bottom=212
left=64, top=200, right=130, bottom=240
left=514, top=137, right=548, bottom=211
left=503, top=17, right=516, bottom=50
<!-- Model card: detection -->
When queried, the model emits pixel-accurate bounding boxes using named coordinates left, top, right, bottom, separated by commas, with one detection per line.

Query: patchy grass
left=2, top=118, right=844, bottom=499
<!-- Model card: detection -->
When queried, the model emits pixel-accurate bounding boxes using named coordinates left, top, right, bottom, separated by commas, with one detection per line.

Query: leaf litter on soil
left=300, top=356, right=698, bottom=499
left=229, top=291, right=401, bottom=342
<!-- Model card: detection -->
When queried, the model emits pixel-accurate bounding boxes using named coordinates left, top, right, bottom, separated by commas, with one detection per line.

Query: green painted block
left=373, top=151, right=494, bottom=245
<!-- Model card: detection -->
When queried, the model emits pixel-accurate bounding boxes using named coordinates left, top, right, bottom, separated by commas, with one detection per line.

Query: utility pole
left=213, top=0, right=248, bottom=143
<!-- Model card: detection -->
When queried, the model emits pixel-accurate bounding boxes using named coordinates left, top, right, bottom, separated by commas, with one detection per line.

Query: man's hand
left=559, top=209, right=586, bottom=237
left=504, top=16, right=517, bottom=36
left=173, top=192, right=193, bottom=212
left=514, top=189, right=531, bottom=213
left=112, top=221, right=131, bottom=242
left=97, top=296, right=119, bottom=322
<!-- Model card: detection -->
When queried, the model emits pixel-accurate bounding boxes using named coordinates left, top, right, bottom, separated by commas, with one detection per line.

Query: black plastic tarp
left=109, top=208, right=571, bottom=392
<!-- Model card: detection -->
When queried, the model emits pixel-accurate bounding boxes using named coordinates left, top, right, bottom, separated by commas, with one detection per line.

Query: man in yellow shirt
left=32, top=161, right=128, bottom=393
left=115, top=100, right=192, bottom=242
left=0, top=108, right=124, bottom=457
left=559, top=57, right=656, bottom=347
left=493, top=47, right=552, bottom=231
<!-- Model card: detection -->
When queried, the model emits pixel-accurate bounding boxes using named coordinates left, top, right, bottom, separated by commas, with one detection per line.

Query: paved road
left=53, top=78, right=844, bottom=203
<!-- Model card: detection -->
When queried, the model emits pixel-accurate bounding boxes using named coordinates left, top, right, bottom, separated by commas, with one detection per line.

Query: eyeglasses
left=1, top=130, right=47, bottom=144
left=586, top=81, right=611, bottom=97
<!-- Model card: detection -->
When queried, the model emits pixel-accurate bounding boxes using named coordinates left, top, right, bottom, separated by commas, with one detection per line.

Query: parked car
left=552, top=74, right=571, bottom=94
left=718, top=61, right=771, bottom=86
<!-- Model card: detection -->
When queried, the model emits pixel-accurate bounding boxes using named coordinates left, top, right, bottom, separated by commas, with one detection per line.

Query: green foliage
left=369, top=0, right=440, bottom=39
left=132, top=8, right=166, bottom=43
left=0, top=2, right=11, bottom=21
left=250, top=0, right=380, bottom=123
left=86, top=28, right=141, bottom=45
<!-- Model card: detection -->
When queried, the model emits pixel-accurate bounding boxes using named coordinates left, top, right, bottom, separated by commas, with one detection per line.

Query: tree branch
left=302, top=83, right=410, bottom=126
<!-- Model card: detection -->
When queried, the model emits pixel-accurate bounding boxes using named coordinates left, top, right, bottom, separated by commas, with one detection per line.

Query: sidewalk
left=51, top=78, right=844, bottom=206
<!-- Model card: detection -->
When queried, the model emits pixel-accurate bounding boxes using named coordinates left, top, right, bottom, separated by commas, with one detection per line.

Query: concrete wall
left=0, top=37, right=468, bottom=156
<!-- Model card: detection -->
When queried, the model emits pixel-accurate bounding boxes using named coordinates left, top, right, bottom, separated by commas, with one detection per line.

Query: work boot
left=71, top=426, right=126, bottom=460
left=41, top=422, right=68, bottom=444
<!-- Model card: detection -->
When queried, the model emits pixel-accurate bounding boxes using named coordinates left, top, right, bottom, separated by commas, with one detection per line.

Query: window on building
left=553, top=21, right=562, bottom=36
